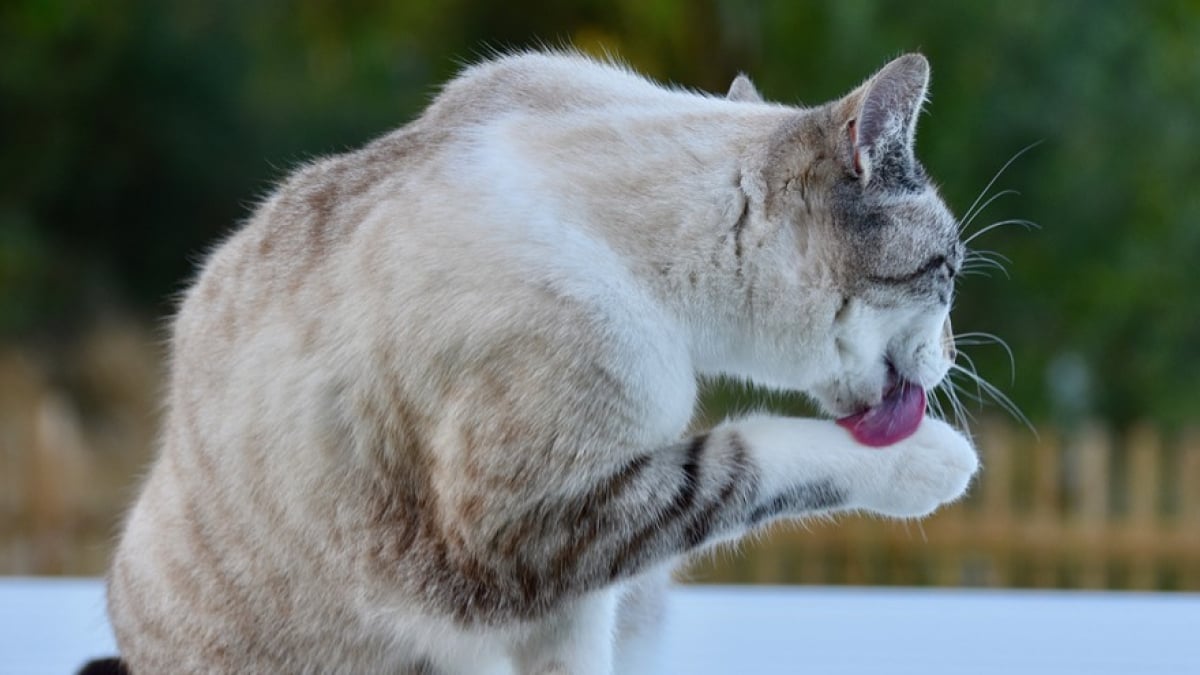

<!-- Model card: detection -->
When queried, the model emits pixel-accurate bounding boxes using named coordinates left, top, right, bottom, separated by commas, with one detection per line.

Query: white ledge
left=2, top=578, right=1197, bottom=674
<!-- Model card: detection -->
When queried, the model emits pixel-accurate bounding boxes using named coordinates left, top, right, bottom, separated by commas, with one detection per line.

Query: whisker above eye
left=963, top=218, right=1040, bottom=246
left=959, top=189, right=1019, bottom=233
left=959, top=140, right=1043, bottom=230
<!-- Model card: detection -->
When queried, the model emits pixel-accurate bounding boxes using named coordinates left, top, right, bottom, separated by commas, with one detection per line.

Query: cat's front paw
left=860, top=418, right=979, bottom=518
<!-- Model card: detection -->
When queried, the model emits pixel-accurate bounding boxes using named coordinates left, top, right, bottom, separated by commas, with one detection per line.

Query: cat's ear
left=843, top=54, right=929, bottom=183
left=726, top=74, right=764, bottom=103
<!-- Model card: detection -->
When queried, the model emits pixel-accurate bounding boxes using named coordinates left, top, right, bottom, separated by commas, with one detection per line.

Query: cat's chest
left=607, top=318, right=698, bottom=443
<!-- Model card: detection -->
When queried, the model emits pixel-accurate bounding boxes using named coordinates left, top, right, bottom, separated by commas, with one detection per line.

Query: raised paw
left=859, top=417, right=979, bottom=518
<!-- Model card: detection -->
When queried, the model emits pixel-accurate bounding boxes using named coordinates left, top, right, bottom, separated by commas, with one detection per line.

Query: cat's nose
left=941, top=317, right=956, bottom=361
left=945, top=242, right=964, bottom=279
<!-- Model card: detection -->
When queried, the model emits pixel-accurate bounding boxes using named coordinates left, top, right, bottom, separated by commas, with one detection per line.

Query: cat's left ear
left=726, top=74, right=764, bottom=103
left=843, top=54, right=929, bottom=183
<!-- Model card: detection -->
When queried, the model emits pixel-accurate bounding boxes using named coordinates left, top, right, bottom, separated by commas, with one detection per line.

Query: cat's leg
left=612, top=563, right=672, bottom=675
left=513, top=564, right=671, bottom=675
left=730, top=414, right=979, bottom=521
left=514, top=587, right=618, bottom=675
left=433, top=414, right=975, bottom=665
left=571, top=414, right=978, bottom=584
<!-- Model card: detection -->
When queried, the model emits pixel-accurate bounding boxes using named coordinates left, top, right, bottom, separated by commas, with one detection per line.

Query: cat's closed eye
left=871, top=253, right=954, bottom=285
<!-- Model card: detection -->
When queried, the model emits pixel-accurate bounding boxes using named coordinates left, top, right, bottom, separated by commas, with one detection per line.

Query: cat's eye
left=868, top=254, right=954, bottom=286
left=926, top=255, right=947, bottom=276
left=907, top=254, right=950, bottom=281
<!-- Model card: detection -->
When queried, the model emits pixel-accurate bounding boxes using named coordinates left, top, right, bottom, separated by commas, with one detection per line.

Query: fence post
left=0, top=352, right=43, bottom=573
left=1178, top=429, right=1200, bottom=590
left=30, top=393, right=90, bottom=574
left=1075, top=422, right=1110, bottom=589
left=1126, top=423, right=1160, bottom=590
left=1030, top=429, right=1061, bottom=587
left=979, top=419, right=1014, bottom=586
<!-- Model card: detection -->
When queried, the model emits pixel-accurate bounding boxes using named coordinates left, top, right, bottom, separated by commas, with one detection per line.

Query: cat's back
left=426, top=50, right=682, bottom=125
left=203, top=52, right=673, bottom=282
left=182, top=51, right=705, bottom=367
left=109, top=52, right=707, bottom=672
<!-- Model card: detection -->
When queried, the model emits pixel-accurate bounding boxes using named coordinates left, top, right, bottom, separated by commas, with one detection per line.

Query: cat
left=105, top=51, right=978, bottom=674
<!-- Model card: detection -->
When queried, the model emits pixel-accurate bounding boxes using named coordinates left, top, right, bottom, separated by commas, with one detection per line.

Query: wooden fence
left=0, top=330, right=161, bottom=577
left=2, top=341, right=1199, bottom=590
left=692, top=419, right=1200, bottom=590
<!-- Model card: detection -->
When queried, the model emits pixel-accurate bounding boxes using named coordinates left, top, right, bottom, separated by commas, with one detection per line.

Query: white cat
left=106, top=51, right=978, bottom=674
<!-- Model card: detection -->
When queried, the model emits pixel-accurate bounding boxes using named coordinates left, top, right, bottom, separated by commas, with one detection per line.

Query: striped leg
left=469, top=415, right=976, bottom=618
left=498, top=415, right=976, bottom=673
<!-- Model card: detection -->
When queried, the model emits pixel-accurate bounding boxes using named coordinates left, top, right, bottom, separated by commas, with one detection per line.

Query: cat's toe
left=867, top=418, right=979, bottom=518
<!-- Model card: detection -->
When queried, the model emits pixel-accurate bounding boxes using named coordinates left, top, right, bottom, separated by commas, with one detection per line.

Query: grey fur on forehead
left=871, top=148, right=928, bottom=193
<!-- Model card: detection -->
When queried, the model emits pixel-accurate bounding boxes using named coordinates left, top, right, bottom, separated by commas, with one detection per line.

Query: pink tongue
left=836, top=382, right=926, bottom=448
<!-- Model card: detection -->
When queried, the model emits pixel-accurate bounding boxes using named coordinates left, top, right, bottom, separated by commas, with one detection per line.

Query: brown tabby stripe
left=110, top=556, right=170, bottom=644
left=403, top=658, right=441, bottom=675
left=544, top=453, right=652, bottom=574
left=411, top=485, right=608, bottom=623
left=174, top=485, right=245, bottom=611
left=171, top=420, right=320, bottom=582
left=368, top=427, right=810, bottom=625
left=681, top=434, right=752, bottom=548
left=535, top=451, right=652, bottom=588
left=607, top=434, right=708, bottom=580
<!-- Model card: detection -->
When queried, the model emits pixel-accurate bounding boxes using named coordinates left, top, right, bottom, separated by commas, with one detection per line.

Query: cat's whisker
left=929, top=363, right=976, bottom=431
left=947, top=373, right=986, bottom=406
left=959, top=189, right=1019, bottom=233
left=962, top=218, right=1040, bottom=247
left=930, top=388, right=951, bottom=425
left=948, top=375, right=976, bottom=429
left=953, top=146, right=1032, bottom=424
left=963, top=248, right=1012, bottom=266
left=960, top=259, right=1010, bottom=279
left=961, top=261, right=1009, bottom=277
left=962, top=249, right=1012, bottom=278
left=952, top=351, right=978, bottom=373
left=954, top=331, right=1016, bottom=384
left=946, top=379, right=974, bottom=429
left=926, top=389, right=946, bottom=421
left=950, top=363, right=1035, bottom=435
left=951, top=351, right=985, bottom=401
left=958, top=140, right=1043, bottom=229
left=958, top=269, right=994, bottom=279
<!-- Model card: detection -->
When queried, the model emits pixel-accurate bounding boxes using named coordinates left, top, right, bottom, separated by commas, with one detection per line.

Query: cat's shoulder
left=424, top=50, right=693, bottom=124
left=451, top=49, right=663, bottom=97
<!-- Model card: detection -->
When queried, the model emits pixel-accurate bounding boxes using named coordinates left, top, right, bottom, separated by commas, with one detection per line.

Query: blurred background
left=2, top=0, right=1197, bottom=589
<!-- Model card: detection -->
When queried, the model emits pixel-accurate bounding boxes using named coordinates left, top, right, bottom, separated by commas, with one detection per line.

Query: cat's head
left=715, top=54, right=962, bottom=419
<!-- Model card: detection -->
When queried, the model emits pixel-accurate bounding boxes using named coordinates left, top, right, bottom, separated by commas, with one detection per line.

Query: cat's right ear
left=726, top=74, right=764, bottom=103
left=841, top=54, right=930, bottom=183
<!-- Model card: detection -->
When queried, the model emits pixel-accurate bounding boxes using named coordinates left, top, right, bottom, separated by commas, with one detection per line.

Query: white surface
left=662, top=586, right=1199, bottom=674
left=1, top=578, right=1197, bottom=674
left=1, top=578, right=117, bottom=675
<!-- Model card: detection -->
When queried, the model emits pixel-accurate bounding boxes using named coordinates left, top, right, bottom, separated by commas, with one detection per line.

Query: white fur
left=110, top=51, right=978, bottom=674
left=362, top=53, right=972, bottom=672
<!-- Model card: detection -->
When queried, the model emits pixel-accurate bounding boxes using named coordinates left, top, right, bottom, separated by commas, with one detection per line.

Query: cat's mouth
left=836, top=367, right=926, bottom=447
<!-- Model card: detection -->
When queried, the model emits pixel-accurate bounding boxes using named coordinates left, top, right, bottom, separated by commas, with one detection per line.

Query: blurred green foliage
left=2, top=0, right=1198, bottom=426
